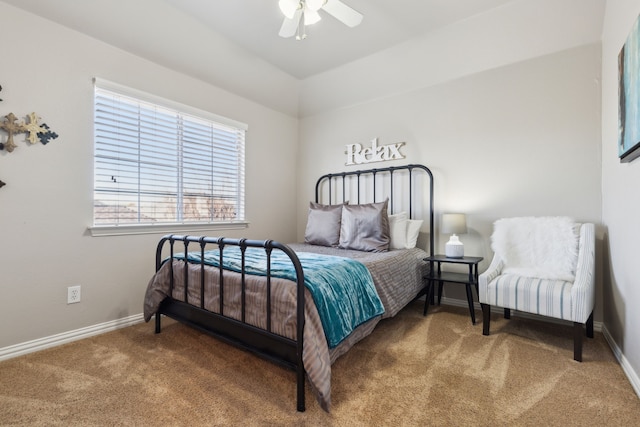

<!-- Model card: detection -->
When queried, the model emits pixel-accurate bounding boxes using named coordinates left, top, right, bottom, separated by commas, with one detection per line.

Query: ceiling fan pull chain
left=296, top=10, right=307, bottom=40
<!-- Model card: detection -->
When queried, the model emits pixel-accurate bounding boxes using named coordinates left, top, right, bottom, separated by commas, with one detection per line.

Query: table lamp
left=442, top=213, right=467, bottom=258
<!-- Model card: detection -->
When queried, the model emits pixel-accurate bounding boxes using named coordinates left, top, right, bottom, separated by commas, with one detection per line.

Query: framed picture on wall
left=619, top=14, right=640, bottom=163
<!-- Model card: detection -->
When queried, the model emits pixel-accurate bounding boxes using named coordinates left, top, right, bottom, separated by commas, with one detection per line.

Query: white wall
left=296, top=0, right=605, bottom=322
left=601, top=0, right=640, bottom=391
left=0, top=3, right=298, bottom=348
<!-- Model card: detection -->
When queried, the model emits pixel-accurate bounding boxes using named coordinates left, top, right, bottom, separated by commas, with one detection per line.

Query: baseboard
left=0, top=313, right=145, bottom=362
left=601, top=324, right=640, bottom=399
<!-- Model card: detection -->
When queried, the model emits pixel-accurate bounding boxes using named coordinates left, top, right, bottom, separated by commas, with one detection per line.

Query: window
left=92, top=79, right=246, bottom=233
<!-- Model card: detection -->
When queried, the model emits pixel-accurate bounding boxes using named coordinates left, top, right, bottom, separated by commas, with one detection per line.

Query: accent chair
left=478, top=216, right=595, bottom=362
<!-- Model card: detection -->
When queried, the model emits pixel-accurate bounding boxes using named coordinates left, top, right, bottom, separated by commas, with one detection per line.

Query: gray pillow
left=339, top=199, right=390, bottom=252
left=304, top=202, right=343, bottom=246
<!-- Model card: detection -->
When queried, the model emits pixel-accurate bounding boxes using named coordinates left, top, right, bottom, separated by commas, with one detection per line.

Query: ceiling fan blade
left=322, top=0, right=363, bottom=27
left=304, top=8, right=322, bottom=26
left=279, top=9, right=302, bottom=38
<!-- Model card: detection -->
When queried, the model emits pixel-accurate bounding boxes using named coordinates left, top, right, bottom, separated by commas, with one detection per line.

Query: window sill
left=88, top=221, right=249, bottom=237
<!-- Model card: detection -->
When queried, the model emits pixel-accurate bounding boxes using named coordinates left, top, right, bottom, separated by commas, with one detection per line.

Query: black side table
left=423, top=255, right=483, bottom=324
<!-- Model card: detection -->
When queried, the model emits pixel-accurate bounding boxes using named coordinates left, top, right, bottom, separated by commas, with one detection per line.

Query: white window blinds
left=93, top=80, right=246, bottom=227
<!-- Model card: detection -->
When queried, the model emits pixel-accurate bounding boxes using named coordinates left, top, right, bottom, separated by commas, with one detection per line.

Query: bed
left=143, top=164, right=435, bottom=412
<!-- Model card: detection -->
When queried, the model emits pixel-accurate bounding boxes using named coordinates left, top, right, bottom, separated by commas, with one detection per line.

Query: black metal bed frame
left=153, top=164, right=434, bottom=412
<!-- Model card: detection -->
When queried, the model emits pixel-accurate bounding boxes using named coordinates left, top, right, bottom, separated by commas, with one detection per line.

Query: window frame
left=89, top=78, right=248, bottom=237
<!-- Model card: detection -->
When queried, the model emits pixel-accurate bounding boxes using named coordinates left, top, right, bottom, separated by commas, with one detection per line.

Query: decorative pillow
left=389, top=212, right=409, bottom=249
left=389, top=212, right=423, bottom=250
left=304, top=202, right=343, bottom=247
left=491, top=216, right=579, bottom=281
left=339, top=199, right=390, bottom=252
left=405, top=219, right=423, bottom=249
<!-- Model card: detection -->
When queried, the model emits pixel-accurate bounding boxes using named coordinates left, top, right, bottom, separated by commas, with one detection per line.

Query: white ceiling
left=1, top=0, right=606, bottom=116
left=2, top=0, right=515, bottom=79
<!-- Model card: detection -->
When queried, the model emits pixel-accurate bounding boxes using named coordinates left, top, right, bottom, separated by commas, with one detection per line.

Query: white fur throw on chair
left=491, top=216, right=579, bottom=281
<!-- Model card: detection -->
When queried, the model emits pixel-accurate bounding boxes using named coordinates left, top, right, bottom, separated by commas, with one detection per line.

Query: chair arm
left=478, top=254, right=504, bottom=304
left=571, top=223, right=595, bottom=323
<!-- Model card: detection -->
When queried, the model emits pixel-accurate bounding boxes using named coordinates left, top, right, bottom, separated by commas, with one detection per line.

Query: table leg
left=423, top=279, right=435, bottom=316
left=465, top=283, right=476, bottom=324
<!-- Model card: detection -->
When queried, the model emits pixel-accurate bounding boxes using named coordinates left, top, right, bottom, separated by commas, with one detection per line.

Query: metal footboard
left=153, top=234, right=307, bottom=412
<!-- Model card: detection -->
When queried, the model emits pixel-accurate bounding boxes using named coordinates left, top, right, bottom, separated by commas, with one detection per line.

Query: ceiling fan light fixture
left=305, top=0, right=326, bottom=12
left=278, top=0, right=363, bottom=40
left=279, top=0, right=301, bottom=19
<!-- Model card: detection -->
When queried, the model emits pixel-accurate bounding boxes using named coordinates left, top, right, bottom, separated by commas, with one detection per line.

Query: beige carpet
left=1, top=301, right=639, bottom=426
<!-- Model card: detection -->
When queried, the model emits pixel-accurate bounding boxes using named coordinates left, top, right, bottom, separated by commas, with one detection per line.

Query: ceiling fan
left=278, top=0, right=363, bottom=40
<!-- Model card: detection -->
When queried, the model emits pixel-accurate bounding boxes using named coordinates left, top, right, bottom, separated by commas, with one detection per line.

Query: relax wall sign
left=345, top=138, right=406, bottom=166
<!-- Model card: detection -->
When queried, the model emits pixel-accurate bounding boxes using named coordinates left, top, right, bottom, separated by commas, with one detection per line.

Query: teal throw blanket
left=173, top=246, right=384, bottom=348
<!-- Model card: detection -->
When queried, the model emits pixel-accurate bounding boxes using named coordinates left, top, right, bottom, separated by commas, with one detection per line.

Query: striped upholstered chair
left=479, top=217, right=595, bottom=361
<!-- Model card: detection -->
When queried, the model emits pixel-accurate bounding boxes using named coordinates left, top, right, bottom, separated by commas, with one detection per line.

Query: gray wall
left=0, top=3, right=299, bottom=348
left=601, top=0, right=640, bottom=395
left=297, top=44, right=602, bottom=313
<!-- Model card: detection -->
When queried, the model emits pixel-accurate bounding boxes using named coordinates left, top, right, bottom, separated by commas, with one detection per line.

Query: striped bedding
left=143, top=244, right=428, bottom=411
left=170, top=246, right=385, bottom=349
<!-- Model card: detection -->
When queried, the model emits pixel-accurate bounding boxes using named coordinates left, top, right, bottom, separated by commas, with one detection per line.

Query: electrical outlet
left=67, top=285, right=81, bottom=304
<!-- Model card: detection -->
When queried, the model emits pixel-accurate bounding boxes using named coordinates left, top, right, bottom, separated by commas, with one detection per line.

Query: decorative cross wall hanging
left=0, top=84, right=60, bottom=188
left=0, top=111, right=59, bottom=152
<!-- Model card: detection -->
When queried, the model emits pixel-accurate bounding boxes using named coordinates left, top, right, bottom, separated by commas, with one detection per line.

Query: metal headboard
left=314, top=164, right=434, bottom=256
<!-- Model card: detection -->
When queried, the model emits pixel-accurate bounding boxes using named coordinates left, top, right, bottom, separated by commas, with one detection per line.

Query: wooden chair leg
left=586, top=311, right=594, bottom=339
left=573, top=322, right=583, bottom=362
left=482, top=304, right=491, bottom=335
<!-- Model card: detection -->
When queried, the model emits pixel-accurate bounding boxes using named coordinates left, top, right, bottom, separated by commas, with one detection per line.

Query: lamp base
left=445, top=235, right=464, bottom=258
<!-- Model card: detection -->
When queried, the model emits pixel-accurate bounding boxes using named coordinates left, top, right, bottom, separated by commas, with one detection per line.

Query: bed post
left=272, top=240, right=306, bottom=412
left=155, top=312, right=161, bottom=334
left=153, top=235, right=173, bottom=335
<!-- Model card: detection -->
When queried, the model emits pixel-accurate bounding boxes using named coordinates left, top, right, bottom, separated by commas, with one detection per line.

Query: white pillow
left=389, top=212, right=408, bottom=249
left=406, top=219, right=423, bottom=249
left=389, top=212, right=423, bottom=249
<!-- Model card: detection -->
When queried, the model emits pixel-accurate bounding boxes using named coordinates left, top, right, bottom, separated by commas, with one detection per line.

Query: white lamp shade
left=442, top=213, right=467, bottom=235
